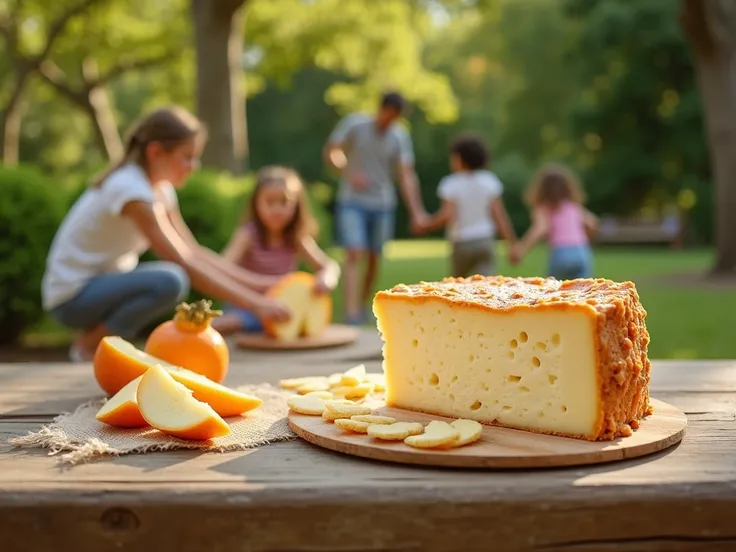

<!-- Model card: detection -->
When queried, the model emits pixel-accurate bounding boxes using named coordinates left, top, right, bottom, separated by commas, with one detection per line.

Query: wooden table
left=1, top=328, right=735, bottom=551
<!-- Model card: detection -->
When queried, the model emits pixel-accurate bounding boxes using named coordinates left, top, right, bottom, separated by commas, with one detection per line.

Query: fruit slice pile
left=279, top=364, right=386, bottom=400
left=93, top=337, right=262, bottom=441
left=282, top=364, right=483, bottom=450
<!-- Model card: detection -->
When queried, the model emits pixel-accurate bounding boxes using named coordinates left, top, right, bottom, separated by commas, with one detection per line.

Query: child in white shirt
left=418, top=133, right=518, bottom=276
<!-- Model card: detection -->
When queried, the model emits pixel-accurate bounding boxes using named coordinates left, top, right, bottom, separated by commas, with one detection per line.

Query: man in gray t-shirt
left=323, top=92, right=428, bottom=325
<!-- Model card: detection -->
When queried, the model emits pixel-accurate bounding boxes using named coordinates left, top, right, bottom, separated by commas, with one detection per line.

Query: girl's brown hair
left=247, top=165, right=318, bottom=248
left=92, top=106, right=205, bottom=188
left=525, top=163, right=586, bottom=209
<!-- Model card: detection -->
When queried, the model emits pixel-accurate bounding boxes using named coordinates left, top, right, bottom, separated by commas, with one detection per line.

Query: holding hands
left=410, top=209, right=432, bottom=236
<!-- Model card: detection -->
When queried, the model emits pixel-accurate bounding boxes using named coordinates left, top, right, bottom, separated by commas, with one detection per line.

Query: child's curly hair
left=449, top=133, right=490, bottom=170
left=525, top=163, right=586, bottom=209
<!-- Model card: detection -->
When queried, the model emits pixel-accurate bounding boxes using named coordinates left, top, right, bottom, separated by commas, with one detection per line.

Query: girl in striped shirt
left=212, top=166, right=340, bottom=334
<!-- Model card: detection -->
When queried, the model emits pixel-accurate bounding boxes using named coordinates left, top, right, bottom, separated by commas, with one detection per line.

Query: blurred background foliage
left=0, top=0, right=731, bottom=345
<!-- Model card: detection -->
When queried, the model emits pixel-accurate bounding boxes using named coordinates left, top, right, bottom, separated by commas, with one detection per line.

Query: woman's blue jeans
left=49, top=261, right=190, bottom=339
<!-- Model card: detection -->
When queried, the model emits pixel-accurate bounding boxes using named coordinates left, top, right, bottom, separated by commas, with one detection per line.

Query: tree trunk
left=191, top=0, right=248, bottom=174
left=697, top=51, right=736, bottom=274
left=82, top=59, right=124, bottom=160
left=681, top=0, right=736, bottom=275
left=1, top=74, right=29, bottom=166
left=84, top=86, right=124, bottom=160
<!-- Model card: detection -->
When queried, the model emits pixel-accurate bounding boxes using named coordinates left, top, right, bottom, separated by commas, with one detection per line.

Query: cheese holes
left=470, top=400, right=482, bottom=411
left=531, top=356, right=541, bottom=368
left=507, top=375, right=521, bottom=383
left=551, top=333, right=561, bottom=346
left=535, top=341, right=547, bottom=352
left=411, top=339, right=419, bottom=348
left=548, top=374, right=558, bottom=385
left=519, top=331, right=528, bottom=343
left=428, top=372, right=439, bottom=386
left=509, top=339, right=518, bottom=349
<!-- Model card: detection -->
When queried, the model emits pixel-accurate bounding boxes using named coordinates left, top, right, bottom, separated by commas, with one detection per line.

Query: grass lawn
left=327, top=240, right=735, bottom=360
left=26, top=240, right=735, bottom=361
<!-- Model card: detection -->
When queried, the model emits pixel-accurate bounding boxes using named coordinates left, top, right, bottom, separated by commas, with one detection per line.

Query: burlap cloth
left=8, top=383, right=297, bottom=465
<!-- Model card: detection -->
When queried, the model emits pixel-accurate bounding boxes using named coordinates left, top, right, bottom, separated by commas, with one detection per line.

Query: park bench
left=1, top=328, right=733, bottom=551
left=595, top=214, right=683, bottom=247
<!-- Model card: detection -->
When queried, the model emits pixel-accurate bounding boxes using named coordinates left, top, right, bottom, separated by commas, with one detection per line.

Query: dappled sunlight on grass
left=383, top=240, right=450, bottom=260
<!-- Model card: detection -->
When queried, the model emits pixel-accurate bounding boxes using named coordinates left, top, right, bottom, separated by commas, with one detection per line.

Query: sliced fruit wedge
left=137, top=365, right=231, bottom=441
left=95, top=375, right=147, bottom=428
left=168, top=368, right=262, bottom=417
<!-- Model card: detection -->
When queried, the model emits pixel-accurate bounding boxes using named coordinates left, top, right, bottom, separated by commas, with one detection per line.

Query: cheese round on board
left=372, top=275, right=652, bottom=441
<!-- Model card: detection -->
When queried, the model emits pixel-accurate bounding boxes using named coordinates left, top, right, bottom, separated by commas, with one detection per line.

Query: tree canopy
left=0, top=0, right=731, bottom=263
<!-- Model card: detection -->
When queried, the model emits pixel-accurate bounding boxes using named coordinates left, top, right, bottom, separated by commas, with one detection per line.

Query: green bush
left=0, top=165, right=66, bottom=344
left=176, top=169, right=247, bottom=252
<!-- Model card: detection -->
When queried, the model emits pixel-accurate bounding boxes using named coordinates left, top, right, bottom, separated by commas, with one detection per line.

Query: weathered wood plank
left=0, top=358, right=371, bottom=417
left=2, top=358, right=733, bottom=418
left=650, top=360, right=736, bottom=392
left=0, top=391, right=733, bottom=487
left=2, top=359, right=735, bottom=552
left=1, top=488, right=735, bottom=552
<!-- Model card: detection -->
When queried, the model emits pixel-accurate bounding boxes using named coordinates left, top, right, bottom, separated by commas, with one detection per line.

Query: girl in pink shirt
left=513, top=164, right=599, bottom=279
left=212, top=166, right=341, bottom=334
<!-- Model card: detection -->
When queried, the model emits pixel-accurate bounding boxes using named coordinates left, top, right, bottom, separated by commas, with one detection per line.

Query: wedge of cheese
left=372, top=275, right=652, bottom=441
left=263, top=271, right=332, bottom=340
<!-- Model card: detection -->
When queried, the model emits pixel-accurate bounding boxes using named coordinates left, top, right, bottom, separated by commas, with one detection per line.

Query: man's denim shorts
left=335, top=202, right=395, bottom=254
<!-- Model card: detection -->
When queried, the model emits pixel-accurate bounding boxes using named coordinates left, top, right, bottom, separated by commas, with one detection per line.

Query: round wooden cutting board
left=288, top=398, right=687, bottom=469
left=235, top=324, right=359, bottom=351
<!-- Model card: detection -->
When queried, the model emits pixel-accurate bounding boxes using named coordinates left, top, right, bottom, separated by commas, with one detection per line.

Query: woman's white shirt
left=42, top=163, right=178, bottom=310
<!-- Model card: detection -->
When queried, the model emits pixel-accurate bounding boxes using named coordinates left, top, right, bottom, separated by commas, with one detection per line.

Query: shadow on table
left=203, top=433, right=684, bottom=491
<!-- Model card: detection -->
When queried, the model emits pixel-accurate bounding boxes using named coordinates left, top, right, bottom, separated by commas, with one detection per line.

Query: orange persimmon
left=144, top=299, right=229, bottom=383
